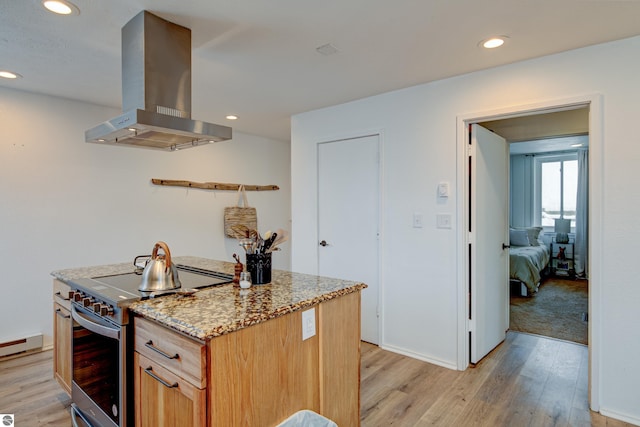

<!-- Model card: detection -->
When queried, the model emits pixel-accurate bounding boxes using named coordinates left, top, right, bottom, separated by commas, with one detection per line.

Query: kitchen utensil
left=239, top=238, right=254, bottom=254
left=267, top=229, right=289, bottom=252
left=176, top=288, right=197, bottom=296
left=262, top=232, right=277, bottom=252
left=139, top=241, right=181, bottom=291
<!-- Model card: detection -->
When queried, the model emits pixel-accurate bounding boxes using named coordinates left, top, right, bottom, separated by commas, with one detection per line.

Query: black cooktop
left=71, top=264, right=233, bottom=306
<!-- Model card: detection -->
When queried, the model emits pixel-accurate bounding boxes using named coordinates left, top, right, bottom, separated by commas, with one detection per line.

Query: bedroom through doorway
left=479, top=107, right=590, bottom=346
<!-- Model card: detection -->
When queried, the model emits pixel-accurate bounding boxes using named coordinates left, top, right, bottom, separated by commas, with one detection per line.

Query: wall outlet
left=302, top=308, right=316, bottom=340
left=413, top=212, right=424, bottom=228
left=436, top=214, right=452, bottom=229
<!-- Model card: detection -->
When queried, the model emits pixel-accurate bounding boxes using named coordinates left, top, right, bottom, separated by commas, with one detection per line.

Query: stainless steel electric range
left=67, top=264, right=232, bottom=427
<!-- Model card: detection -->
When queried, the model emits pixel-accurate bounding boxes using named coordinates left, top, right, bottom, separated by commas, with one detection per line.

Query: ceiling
left=481, top=107, right=590, bottom=153
left=2, top=1, right=640, bottom=142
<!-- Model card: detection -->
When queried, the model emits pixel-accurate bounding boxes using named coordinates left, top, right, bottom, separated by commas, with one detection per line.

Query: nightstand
left=550, top=240, right=575, bottom=278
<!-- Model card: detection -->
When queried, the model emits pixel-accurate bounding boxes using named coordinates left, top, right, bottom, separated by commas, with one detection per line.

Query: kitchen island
left=52, top=256, right=366, bottom=427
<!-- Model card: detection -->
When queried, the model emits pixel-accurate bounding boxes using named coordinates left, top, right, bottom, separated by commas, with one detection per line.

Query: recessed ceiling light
left=226, top=115, right=238, bottom=120
left=316, top=43, right=339, bottom=56
left=42, top=0, right=80, bottom=15
left=0, top=70, right=22, bottom=79
left=480, top=36, right=508, bottom=49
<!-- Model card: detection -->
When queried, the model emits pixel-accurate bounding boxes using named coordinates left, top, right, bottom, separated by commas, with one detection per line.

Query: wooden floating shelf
left=151, top=179, right=279, bottom=192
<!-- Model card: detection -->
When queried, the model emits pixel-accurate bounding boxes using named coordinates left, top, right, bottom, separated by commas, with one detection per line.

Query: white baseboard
left=0, top=334, right=43, bottom=357
left=379, top=343, right=458, bottom=371
left=600, top=408, right=640, bottom=426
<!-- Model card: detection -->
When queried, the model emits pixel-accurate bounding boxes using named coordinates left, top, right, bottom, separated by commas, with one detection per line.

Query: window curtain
left=575, top=149, right=588, bottom=277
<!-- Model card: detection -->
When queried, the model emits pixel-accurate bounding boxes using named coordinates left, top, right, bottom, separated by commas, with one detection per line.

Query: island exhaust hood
left=85, top=11, right=232, bottom=151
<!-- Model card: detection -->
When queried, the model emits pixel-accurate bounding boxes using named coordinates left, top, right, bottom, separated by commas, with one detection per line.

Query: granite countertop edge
left=132, top=284, right=366, bottom=341
left=51, top=256, right=367, bottom=342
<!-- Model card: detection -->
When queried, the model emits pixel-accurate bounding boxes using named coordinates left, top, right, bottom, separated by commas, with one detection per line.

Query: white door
left=470, top=124, right=510, bottom=363
left=318, top=134, right=380, bottom=344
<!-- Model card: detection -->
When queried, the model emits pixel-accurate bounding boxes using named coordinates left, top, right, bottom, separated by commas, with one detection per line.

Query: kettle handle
left=151, top=241, right=172, bottom=270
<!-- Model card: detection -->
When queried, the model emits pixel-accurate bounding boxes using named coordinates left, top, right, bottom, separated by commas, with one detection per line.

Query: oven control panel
left=69, top=290, right=122, bottom=324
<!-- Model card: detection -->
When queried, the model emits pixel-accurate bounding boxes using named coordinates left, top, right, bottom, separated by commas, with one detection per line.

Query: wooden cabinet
left=134, top=317, right=206, bottom=427
left=134, top=353, right=206, bottom=427
left=52, top=279, right=71, bottom=395
left=134, top=290, right=362, bottom=427
left=208, top=291, right=361, bottom=426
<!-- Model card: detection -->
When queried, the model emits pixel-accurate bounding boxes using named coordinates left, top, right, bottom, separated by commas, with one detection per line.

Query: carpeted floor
left=510, top=277, right=588, bottom=345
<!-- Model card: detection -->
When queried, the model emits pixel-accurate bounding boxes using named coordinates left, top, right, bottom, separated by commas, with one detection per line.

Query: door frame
left=455, top=94, right=603, bottom=410
left=316, top=131, right=384, bottom=346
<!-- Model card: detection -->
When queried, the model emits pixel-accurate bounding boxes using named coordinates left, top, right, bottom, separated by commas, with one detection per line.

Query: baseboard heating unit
left=0, top=334, right=43, bottom=357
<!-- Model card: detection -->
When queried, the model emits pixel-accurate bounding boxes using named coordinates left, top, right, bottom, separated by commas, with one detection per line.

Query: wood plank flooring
left=361, top=332, right=632, bottom=427
left=0, top=332, right=633, bottom=426
left=0, top=349, right=71, bottom=426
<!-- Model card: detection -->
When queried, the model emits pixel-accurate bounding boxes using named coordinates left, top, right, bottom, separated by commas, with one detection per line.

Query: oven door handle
left=70, top=403, right=92, bottom=427
left=72, top=306, right=120, bottom=340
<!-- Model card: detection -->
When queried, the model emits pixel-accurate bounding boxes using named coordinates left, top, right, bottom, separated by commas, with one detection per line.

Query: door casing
left=456, top=94, right=603, bottom=411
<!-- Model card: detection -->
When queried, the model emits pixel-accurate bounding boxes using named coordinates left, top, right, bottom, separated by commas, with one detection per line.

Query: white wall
left=291, top=36, right=640, bottom=424
left=0, top=87, right=291, bottom=350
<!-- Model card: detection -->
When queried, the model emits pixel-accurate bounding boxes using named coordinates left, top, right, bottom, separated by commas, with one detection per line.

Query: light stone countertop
left=52, top=256, right=367, bottom=341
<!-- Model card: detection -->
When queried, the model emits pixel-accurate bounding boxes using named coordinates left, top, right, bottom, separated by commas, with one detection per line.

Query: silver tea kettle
left=139, top=241, right=181, bottom=292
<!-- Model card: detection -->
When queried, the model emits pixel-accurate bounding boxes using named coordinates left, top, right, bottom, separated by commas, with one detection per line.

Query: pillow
left=509, top=229, right=530, bottom=246
left=512, top=226, right=542, bottom=246
left=525, top=226, right=543, bottom=246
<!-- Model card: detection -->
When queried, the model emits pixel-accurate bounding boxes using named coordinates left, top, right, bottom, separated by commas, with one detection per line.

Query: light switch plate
left=302, top=308, right=316, bottom=340
left=436, top=214, right=452, bottom=229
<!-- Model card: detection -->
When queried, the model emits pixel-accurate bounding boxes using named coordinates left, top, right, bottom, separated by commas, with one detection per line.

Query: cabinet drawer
left=53, top=280, right=71, bottom=311
left=134, top=317, right=206, bottom=388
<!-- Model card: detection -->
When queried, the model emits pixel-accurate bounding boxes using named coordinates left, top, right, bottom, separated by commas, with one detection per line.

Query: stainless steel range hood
left=85, top=11, right=232, bottom=151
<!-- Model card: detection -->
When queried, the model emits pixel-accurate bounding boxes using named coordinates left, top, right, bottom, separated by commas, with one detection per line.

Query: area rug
left=510, top=277, right=588, bottom=345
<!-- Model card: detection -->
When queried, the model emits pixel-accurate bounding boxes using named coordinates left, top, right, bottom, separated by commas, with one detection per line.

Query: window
left=535, top=154, right=578, bottom=229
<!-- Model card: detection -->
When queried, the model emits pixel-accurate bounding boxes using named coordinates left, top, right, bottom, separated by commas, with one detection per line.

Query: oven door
left=71, top=305, right=127, bottom=427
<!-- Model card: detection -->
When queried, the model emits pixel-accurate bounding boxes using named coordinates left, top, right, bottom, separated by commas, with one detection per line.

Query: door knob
left=319, top=240, right=328, bottom=247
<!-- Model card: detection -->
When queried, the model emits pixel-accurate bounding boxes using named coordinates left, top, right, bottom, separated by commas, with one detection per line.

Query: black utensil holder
left=246, top=252, right=272, bottom=284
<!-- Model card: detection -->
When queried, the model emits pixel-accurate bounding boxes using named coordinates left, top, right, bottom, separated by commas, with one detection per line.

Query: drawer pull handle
left=55, top=308, right=71, bottom=319
left=145, top=340, right=179, bottom=360
left=144, top=367, right=178, bottom=388
left=55, top=291, right=71, bottom=301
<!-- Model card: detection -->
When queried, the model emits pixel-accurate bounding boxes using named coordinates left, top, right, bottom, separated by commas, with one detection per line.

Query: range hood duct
left=85, top=11, right=232, bottom=151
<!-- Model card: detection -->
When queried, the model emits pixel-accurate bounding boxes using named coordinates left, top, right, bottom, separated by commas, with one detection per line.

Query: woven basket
left=224, top=185, right=257, bottom=238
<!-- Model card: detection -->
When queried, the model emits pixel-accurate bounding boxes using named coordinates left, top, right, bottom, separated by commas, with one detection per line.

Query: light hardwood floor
left=0, top=332, right=633, bottom=426
left=361, top=332, right=632, bottom=426
left=0, top=349, right=71, bottom=426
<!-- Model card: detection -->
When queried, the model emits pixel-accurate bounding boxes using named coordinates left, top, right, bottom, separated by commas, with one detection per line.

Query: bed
left=509, top=227, right=550, bottom=296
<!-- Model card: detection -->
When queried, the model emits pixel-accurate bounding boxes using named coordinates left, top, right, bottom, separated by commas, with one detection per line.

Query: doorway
left=456, top=94, right=603, bottom=410
left=481, top=111, right=590, bottom=346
